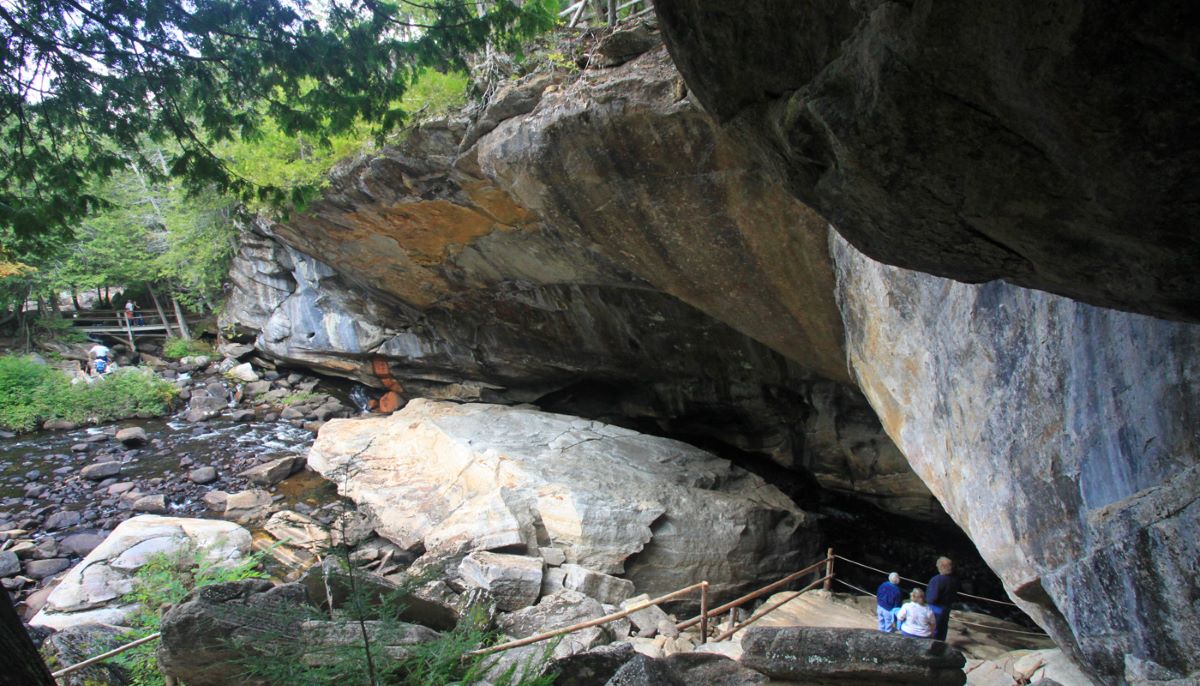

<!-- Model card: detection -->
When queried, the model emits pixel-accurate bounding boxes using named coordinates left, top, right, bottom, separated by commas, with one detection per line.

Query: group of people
left=875, top=556, right=960, bottom=641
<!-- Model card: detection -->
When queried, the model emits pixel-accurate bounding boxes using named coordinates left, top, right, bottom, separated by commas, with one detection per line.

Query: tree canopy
left=0, top=0, right=556, bottom=242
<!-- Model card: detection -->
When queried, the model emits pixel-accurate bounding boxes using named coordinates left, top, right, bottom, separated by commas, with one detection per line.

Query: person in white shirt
left=88, top=343, right=112, bottom=375
left=896, top=587, right=937, bottom=638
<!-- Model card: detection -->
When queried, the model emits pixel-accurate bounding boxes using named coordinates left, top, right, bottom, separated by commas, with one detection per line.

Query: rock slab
left=739, top=626, right=965, bottom=685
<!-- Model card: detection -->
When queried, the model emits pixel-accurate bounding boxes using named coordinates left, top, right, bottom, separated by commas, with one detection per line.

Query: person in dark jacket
left=876, top=572, right=903, bottom=632
left=926, top=556, right=960, bottom=641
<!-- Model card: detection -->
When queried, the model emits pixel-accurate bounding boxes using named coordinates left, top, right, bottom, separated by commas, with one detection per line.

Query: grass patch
left=162, top=337, right=213, bottom=360
left=0, top=355, right=178, bottom=432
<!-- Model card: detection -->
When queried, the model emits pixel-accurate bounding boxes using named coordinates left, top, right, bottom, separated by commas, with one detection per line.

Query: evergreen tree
left=0, top=0, right=556, bottom=242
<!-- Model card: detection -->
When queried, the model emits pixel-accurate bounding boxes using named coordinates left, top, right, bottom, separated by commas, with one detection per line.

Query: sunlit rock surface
left=307, top=399, right=818, bottom=599
left=834, top=233, right=1200, bottom=686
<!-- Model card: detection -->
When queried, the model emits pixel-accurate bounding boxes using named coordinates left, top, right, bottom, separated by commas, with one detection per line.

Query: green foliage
left=1, top=0, right=559, bottom=240
left=162, top=337, right=213, bottom=360
left=279, top=390, right=321, bottom=406
left=112, top=545, right=269, bottom=686
left=31, top=317, right=89, bottom=344
left=0, top=355, right=178, bottom=432
left=544, top=51, right=580, bottom=73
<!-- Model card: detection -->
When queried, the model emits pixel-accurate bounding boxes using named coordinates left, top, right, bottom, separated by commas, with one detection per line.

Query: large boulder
left=308, top=400, right=817, bottom=598
left=238, top=455, right=303, bottom=487
left=739, top=626, right=966, bottom=685
left=30, top=515, right=251, bottom=629
left=833, top=233, right=1200, bottom=686
left=157, top=580, right=305, bottom=686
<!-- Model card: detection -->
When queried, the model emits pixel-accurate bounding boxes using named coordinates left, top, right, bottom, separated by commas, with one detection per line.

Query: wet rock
left=31, top=515, right=252, bottom=629
left=279, top=406, right=305, bottom=420
left=24, top=558, right=71, bottom=579
left=740, top=626, right=965, bottom=685
left=41, top=623, right=134, bottom=686
left=229, top=362, right=259, bottom=382
left=238, top=455, right=302, bottom=487
left=70, top=443, right=90, bottom=453
left=84, top=434, right=110, bottom=443
left=0, top=550, right=19, bottom=577
left=60, top=532, right=107, bottom=557
left=25, top=470, right=41, bottom=480
left=43, top=510, right=82, bottom=530
left=81, top=462, right=122, bottom=480
left=188, top=467, right=218, bottom=484
left=115, top=427, right=148, bottom=447
left=43, top=419, right=78, bottom=431
left=562, top=564, right=635, bottom=606
left=201, top=490, right=228, bottom=510
left=223, top=489, right=273, bottom=524
left=244, top=380, right=271, bottom=398
left=132, top=495, right=167, bottom=514
left=229, top=409, right=256, bottom=422
left=459, top=551, right=543, bottom=611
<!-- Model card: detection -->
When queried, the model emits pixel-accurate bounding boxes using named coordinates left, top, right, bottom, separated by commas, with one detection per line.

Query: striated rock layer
left=222, top=45, right=939, bottom=523
left=834, top=233, right=1200, bottom=685
left=307, top=399, right=818, bottom=599
left=654, top=0, right=1200, bottom=322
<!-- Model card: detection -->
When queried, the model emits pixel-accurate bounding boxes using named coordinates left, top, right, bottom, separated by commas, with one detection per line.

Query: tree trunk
left=48, top=293, right=61, bottom=318
left=0, top=589, right=56, bottom=686
left=104, top=286, right=110, bottom=308
left=70, top=286, right=81, bottom=311
left=608, top=0, right=617, bottom=25
left=147, top=284, right=176, bottom=337
left=171, top=295, right=191, bottom=340
left=95, top=287, right=103, bottom=308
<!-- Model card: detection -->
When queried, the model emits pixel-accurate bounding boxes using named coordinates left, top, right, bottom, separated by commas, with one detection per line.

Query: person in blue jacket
left=927, top=556, right=961, bottom=641
left=876, top=572, right=903, bottom=632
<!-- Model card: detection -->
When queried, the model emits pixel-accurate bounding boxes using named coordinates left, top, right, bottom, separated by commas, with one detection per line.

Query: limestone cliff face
left=654, top=0, right=1200, bottom=322
left=222, top=45, right=938, bottom=523
left=834, top=233, right=1200, bottom=685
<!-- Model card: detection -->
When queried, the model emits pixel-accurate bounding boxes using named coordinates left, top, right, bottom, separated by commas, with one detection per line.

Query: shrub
left=162, top=336, right=213, bottom=360
left=0, top=355, right=178, bottom=432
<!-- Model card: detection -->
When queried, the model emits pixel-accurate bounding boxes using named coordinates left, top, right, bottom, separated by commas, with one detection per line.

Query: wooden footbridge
left=69, top=310, right=205, bottom=347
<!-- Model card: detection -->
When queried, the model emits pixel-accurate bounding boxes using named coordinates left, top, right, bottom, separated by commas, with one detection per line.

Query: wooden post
left=699, top=581, right=709, bottom=644
left=824, top=547, right=834, bottom=591
left=147, top=284, right=177, bottom=338
left=124, top=312, right=137, bottom=352
left=171, top=295, right=191, bottom=340
left=0, top=588, right=57, bottom=686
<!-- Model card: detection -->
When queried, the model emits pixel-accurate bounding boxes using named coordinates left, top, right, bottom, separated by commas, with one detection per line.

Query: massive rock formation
left=654, top=0, right=1200, bottom=322
left=307, top=399, right=818, bottom=599
left=221, top=18, right=1199, bottom=685
left=222, top=45, right=939, bottom=523
left=834, top=233, right=1200, bottom=685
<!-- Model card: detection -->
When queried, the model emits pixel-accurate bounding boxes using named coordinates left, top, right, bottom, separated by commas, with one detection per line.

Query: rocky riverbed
left=0, top=351, right=356, bottom=619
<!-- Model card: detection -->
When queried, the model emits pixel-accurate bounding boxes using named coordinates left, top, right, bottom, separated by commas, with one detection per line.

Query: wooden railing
left=559, top=0, right=654, bottom=28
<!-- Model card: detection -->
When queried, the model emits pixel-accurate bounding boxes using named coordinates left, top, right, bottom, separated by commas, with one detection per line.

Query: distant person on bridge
left=876, top=572, right=903, bottom=632
left=896, top=587, right=936, bottom=638
left=88, top=343, right=112, bottom=376
left=927, top=556, right=961, bottom=642
left=125, top=300, right=144, bottom=325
